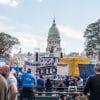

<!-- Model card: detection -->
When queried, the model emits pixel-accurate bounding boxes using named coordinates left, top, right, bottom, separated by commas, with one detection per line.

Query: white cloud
left=9, top=0, right=18, bottom=7
left=0, top=22, right=16, bottom=31
left=57, top=25, right=84, bottom=53
left=10, top=32, right=46, bottom=53
left=35, top=0, right=44, bottom=3
left=0, top=16, right=46, bottom=53
left=11, top=32, right=37, bottom=48
left=58, top=25, right=83, bottom=39
left=0, top=16, right=16, bottom=31
left=0, top=0, right=19, bottom=7
left=38, top=0, right=43, bottom=2
left=0, top=16, right=10, bottom=22
left=0, top=16, right=84, bottom=54
left=0, top=16, right=33, bottom=32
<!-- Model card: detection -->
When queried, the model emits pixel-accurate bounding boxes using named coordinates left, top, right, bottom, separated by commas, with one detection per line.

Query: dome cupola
left=48, top=19, right=60, bottom=38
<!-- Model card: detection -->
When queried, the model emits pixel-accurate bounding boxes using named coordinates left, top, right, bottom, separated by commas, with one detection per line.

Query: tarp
left=60, top=57, right=90, bottom=76
left=78, top=64, right=95, bottom=80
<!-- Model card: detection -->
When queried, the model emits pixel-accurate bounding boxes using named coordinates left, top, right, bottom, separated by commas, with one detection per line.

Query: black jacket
left=84, top=74, right=100, bottom=100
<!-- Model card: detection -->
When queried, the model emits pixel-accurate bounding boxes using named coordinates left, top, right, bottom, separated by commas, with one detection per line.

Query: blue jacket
left=22, top=72, right=36, bottom=89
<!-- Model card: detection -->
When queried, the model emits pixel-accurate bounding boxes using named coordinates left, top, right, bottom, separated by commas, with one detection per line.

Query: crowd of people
left=0, top=63, right=100, bottom=100
left=0, top=65, right=17, bottom=100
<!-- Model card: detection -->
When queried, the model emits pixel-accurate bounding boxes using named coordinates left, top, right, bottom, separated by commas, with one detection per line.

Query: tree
left=0, top=32, right=20, bottom=57
left=84, top=19, right=100, bottom=58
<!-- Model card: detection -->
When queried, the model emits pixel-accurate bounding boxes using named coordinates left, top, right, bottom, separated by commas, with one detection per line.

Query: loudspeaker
left=36, top=52, right=38, bottom=62
left=60, top=52, right=63, bottom=58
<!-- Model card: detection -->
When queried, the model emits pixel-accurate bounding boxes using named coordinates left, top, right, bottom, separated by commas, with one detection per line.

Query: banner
left=78, top=64, right=95, bottom=80
left=57, top=64, right=69, bottom=75
left=36, top=64, right=69, bottom=80
left=37, top=66, right=57, bottom=75
left=39, top=57, right=59, bottom=66
left=60, top=57, right=90, bottom=76
left=25, top=59, right=69, bottom=79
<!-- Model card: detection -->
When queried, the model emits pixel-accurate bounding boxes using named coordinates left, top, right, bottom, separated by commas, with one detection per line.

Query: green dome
left=48, top=19, right=60, bottom=38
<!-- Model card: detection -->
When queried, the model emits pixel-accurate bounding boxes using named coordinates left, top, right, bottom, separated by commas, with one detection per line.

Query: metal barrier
left=34, top=91, right=82, bottom=100
left=34, top=91, right=82, bottom=95
left=17, top=87, right=84, bottom=100
left=35, top=96, right=59, bottom=100
left=53, top=86, right=84, bottom=92
left=18, top=92, right=83, bottom=100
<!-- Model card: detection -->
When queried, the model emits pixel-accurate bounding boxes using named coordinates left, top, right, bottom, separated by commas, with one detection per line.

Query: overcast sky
left=0, top=0, right=100, bottom=54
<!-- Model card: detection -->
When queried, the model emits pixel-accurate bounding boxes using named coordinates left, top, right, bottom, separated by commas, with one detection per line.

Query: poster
left=57, top=64, right=69, bottom=75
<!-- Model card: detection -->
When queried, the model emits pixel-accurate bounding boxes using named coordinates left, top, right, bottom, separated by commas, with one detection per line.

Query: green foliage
left=0, top=32, right=20, bottom=57
left=84, top=19, right=100, bottom=57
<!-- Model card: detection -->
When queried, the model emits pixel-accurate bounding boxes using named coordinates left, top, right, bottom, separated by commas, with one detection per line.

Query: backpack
left=45, top=81, right=52, bottom=88
left=22, top=73, right=35, bottom=89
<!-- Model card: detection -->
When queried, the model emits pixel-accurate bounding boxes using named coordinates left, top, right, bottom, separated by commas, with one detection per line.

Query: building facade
left=46, top=19, right=62, bottom=57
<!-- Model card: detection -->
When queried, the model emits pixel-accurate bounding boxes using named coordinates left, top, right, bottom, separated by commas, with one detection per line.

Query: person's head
left=47, top=78, right=50, bottom=81
left=71, top=81, right=75, bottom=86
left=59, top=80, right=64, bottom=86
left=95, top=63, right=100, bottom=73
left=46, top=78, right=51, bottom=83
left=72, top=93, right=80, bottom=100
left=77, top=77, right=80, bottom=81
left=61, top=94, right=67, bottom=100
left=1, top=65, right=10, bottom=78
left=27, top=68, right=31, bottom=73
left=40, top=75, right=43, bottom=79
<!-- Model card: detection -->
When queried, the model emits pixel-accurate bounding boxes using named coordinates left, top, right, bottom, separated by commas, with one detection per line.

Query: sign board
left=57, top=64, right=69, bottom=75
left=37, top=66, right=57, bottom=75
left=25, top=59, right=69, bottom=80
left=39, top=57, right=59, bottom=66
left=36, top=64, right=69, bottom=80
